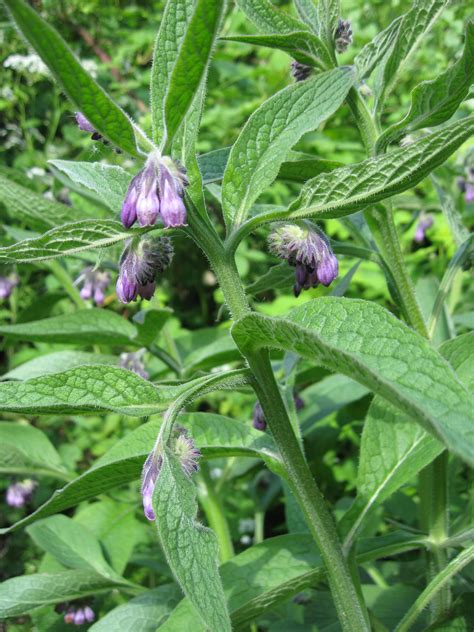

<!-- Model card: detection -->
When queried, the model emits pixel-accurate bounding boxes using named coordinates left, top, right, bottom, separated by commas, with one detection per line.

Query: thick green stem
left=187, top=208, right=369, bottom=631
left=197, top=462, right=234, bottom=563
left=247, top=351, right=369, bottom=632
left=419, top=452, right=451, bottom=622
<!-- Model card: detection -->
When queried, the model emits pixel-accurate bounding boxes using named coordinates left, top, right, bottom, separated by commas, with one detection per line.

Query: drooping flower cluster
left=335, top=19, right=353, bottom=53
left=0, top=274, right=18, bottom=300
left=5, top=479, right=36, bottom=507
left=116, top=235, right=174, bottom=303
left=414, top=214, right=434, bottom=244
left=291, top=61, right=312, bottom=82
left=56, top=603, right=95, bottom=625
left=119, top=349, right=149, bottom=380
left=76, top=267, right=110, bottom=306
left=141, top=426, right=201, bottom=521
left=253, top=394, right=304, bottom=432
left=457, top=166, right=474, bottom=203
left=121, top=153, right=188, bottom=229
left=268, top=223, right=339, bottom=297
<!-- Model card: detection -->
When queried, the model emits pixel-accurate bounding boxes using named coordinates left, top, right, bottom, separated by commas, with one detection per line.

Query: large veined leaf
left=0, top=219, right=153, bottom=263
left=355, top=16, right=403, bottom=80
left=159, top=531, right=424, bottom=631
left=0, top=422, right=70, bottom=480
left=150, top=0, right=194, bottom=145
left=0, top=309, right=141, bottom=346
left=0, top=365, right=182, bottom=417
left=375, top=0, right=449, bottom=111
left=295, top=0, right=319, bottom=33
left=286, top=116, right=474, bottom=221
left=0, top=173, right=81, bottom=232
left=232, top=297, right=474, bottom=465
left=89, top=585, right=182, bottom=632
left=1, top=351, right=118, bottom=381
left=222, top=66, right=355, bottom=230
left=235, top=0, right=309, bottom=34
left=222, top=31, right=332, bottom=69
left=0, top=412, right=279, bottom=535
left=0, top=570, right=122, bottom=618
left=49, top=160, right=132, bottom=214
left=439, top=332, right=474, bottom=392
left=1, top=0, right=144, bottom=156
left=26, top=515, right=127, bottom=583
left=153, top=451, right=231, bottom=632
left=317, top=0, right=340, bottom=52
left=377, top=20, right=474, bottom=151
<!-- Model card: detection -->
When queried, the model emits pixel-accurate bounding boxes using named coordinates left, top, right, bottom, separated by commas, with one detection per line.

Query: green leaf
left=432, top=175, right=470, bottom=247
left=0, top=365, right=181, bottom=417
left=246, top=263, right=294, bottom=295
left=295, top=0, right=319, bottom=33
left=439, top=333, right=474, bottom=392
left=222, top=66, right=355, bottom=230
left=375, top=0, right=449, bottom=112
left=222, top=31, right=332, bottom=68
left=150, top=0, right=195, bottom=146
left=0, top=570, right=120, bottom=618
left=89, top=585, right=182, bottom=632
left=2, top=0, right=144, bottom=156
left=0, top=173, right=80, bottom=232
left=286, top=116, right=474, bottom=222
left=1, top=351, right=118, bottom=381
left=49, top=160, right=132, bottom=214
left=183, top=334, right=241, bottom=375
left=232, top=297, right=474, bottom=465
left=161, top=0, right=227, bottom=149
left=377, top=20, right=474, bottom=151
left=341, top=319, right=474, bottom=550
left=75, top=499, right=144, bottom=575
left=0, top=412, right=278, bottom=535
left=153, top=451, right=231, bottom=631
left=0, top=309, right=137, bottom=346
left=0, top=422, right=70, bottom=480
left=235, top=0, right=309, bottom=34
left=160, top=531, right=424, bottom=631
left=317, top=0, right=340, bottom=51
left=355, top=16, right=402, bottom=80
left=26, top=515, right=126, bottom=583
left=0, top=219, right=152, bottom=263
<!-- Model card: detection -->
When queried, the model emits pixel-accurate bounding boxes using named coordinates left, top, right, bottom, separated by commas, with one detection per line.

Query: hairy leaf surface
left=235, top=0, right=309, bottom=34
left=232, top=298, right=474, bottom=465
left=222, top=66, right=355, bottom=229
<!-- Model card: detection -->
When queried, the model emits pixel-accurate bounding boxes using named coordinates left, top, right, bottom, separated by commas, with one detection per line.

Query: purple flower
left=63, top=604, right=95, bottom=625
left=465, top=183, right=474, bottom=203
left=120, top=349, right=149, bottom=380
left=116, top=236, right=173, bottom=304
left=76, top=268, right=110, bottom=307
left=120, top=153, right=188, bottom=229
left=291, top=61, right=312, bottom=82
left=75, top=112, right=96, bottom=134
left=0, top=274, right=18, bottom=300
left=6, top=479, right=36, bottom=508
left=141, top=427, right=200, bottom=521
left=335, top=19, right=353, bottom=53
left=83, top=606, right=95, bottom=623
left=141, top=452, right=162, bottom=521
left=414, top=215, right=434, bottom=244
left=268, top=223, right=339, bottom=296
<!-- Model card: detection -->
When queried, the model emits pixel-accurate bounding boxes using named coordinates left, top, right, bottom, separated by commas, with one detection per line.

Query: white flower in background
left=81, top=59, right=98, bottom=78
left=4, top=54, right=97, bottom=79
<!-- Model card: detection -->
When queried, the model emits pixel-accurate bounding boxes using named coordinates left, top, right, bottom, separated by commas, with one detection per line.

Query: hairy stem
left=187, top=209, right=370, bottom=631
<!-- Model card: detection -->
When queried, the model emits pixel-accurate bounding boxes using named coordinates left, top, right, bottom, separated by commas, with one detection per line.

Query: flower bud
left=268, top=223, right=338, bottom=295
left=76, top=267, right=110, bottom=307
left=335, top=19, right=353, bottom=53
left=116, top=237, right=174, bottom=304
left=0, top=274, right=18, bottom=300
left=140, top=427, right=200, bottom=521
left=252, top=402, right=266, bottom=431
left=291, top=61, right=312, bottom=82
left=75, top=112, right=96, bottom=134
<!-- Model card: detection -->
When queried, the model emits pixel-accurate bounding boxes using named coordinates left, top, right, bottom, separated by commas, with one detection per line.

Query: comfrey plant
left=0, top=1, right=473, bottom=631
